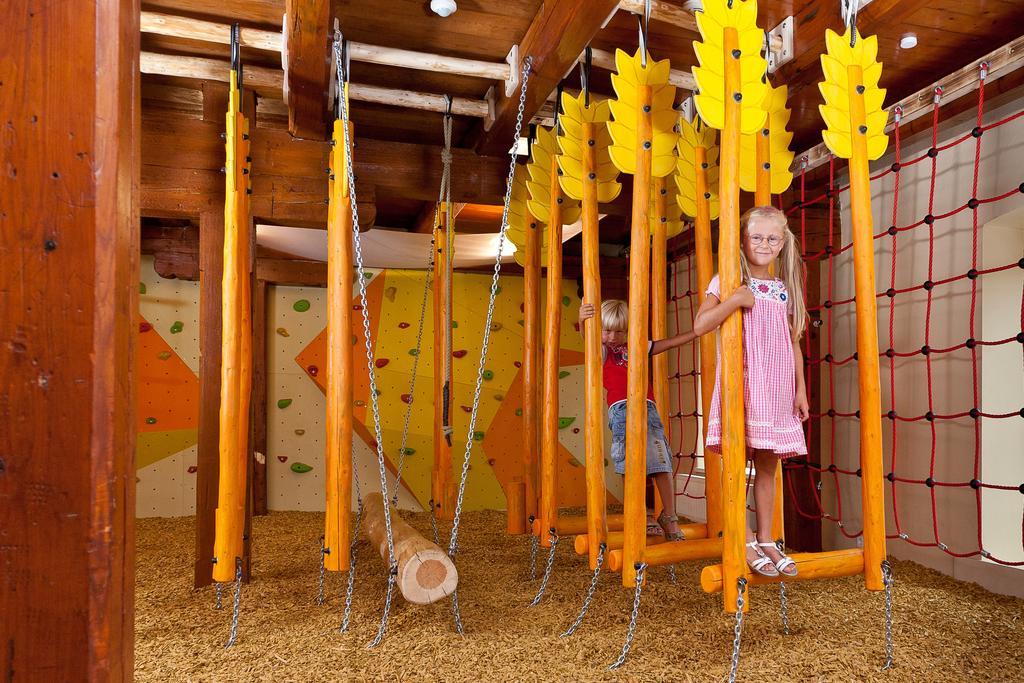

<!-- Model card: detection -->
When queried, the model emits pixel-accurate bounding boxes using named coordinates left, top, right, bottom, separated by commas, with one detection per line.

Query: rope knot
left=441, top=149, right=453, bottom=165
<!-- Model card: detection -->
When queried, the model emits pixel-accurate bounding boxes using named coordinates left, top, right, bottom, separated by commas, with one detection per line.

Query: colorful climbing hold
left=374, top=389, right=382, bottom=397
left=139, top=282, right=147, bottom=294
left=157, top=351, right=172, bottom=361
left=558, top=370, right=570, bottom=379
left=461, top=405, right=472, bottom=413
left=482, top=370, right=494, bottom=381
left=294, top=429, right=305, bottom=436
left=451, top=321, right=458, bottom=329
left=385, top=286, right=397, bottom=302
left=487, top=458, right=496, bottom=466
left=558, top=417, right=576, bottom=429
left=568, top=458, right=581, bottom=467
left=169, top=320, right=184, bottom=334
left=574, top=322, right=581, bottom=332
left=514, top=360, right=522, bottom=368
left=277, top=455, right=288, bottom=463
left=490, top=322, right=502, bottom=332
left=187, top=465, right=197, bottom=474
left=515, top=408, right=523, bottom=416
left=494, top=394, right=504, bottom=401
left=399, top=447, right=416, bottom=456
left=520, top=302, right=525, bottom=313
left=307, top=365, right=318, bottom=377
left=355, top=400, right=366, bottom=408
left=293, top=299, right=310, bottom=312
left=408, top=348, right=419, bottom=356
left=517, top=319, right=524, bottom=326
left=352, top=335, right=358, bottom=346
left=353, top=304, right=363, bottom=311
left=562, top=295, right=571, bottom=306
left=375, top=358, right=390, bottom=368
left=276, top=327, right=290, bottom=337
left=495, top=285, right=502, bottom=295
left=452, top=350, right=467, bottom=359
left=472, top=431, right=485, bottom=442
left=573, top=427, right=581, bottom=434
left=398, top=322, right=410, bottom=329
left=363, top=272, right=372, bottom=279
left=139, top=322, right=151, bottom=333
left=290, top=462, right=313, bottom=474
left=401, top=393, right=412, bottom=404
left=145, top=417, right=157, bottom=425
left=277, top=398, right=293, bottom=409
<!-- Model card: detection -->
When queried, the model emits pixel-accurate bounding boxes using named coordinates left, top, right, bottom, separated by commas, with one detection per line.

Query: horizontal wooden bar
left=574, top=524, right=709, bottom=555
left=532, top=513, right=624, bottom=537
left=606, top=536, right=724, bottom=572
left=700, top=548, right=865, bottom=593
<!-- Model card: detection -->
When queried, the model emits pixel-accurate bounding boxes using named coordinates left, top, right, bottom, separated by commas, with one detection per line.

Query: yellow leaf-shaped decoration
left=818, top=28, right=889, bottom=160
left=676, top=117, right=721, bottom=221
left=691, top=0, right=769, bottom=135
left=739, top=82, right=794, bottom=194
left=526, top=126, right=582, bottom=226
left=608, top=49, right=678, bottom=178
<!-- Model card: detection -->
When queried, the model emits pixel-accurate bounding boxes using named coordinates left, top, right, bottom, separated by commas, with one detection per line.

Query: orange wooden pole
left=701, top=548, right=864, bottom=593
left=432, top=205, right=454, bottom=520
left=506, top=479, right=527, bottom=534
left=539, top=155, right=564, bottom=547
left=651, top=177, right=671, bottom=447
left=610, top=537, right=721, bottom=571
left=521, top=211, right=542, bottom=524
left=581, top=120, right=608, bottom=569
left=533, top=513, right=624, bottom=537
left=847, top=63, right=887, bottom=591
left=234, top=109, right=253, bottom=567
left=754, top=128, right=786, bottom=544
left=693, top=144, right=722, bottom=538
left=719, top=27, right=749, bottom=613
left=325, top=119, right=354, bottom=572
left=622, top=84, right=654, bottom=588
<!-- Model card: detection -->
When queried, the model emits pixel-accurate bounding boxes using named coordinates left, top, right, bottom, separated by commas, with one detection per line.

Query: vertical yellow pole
left=234, top=108, right=252, bottom=557
left=540, top=159, right=564, bottom=547
left=754, top=129, right=786, bottom=543
left=581, top=121, right=608, bottom=570
left=325, top=118, right=354, bottom=571
left=847, top=63, right=886, bottom=591
left=522, top=212, right=541, bottom=525
left=622, top=84, right=653, bottom=588
left=720, top=27, right=749, bottom=612
left=433, top=205, right=454, bottom=520
left=694, top=145, right=722, bottom=538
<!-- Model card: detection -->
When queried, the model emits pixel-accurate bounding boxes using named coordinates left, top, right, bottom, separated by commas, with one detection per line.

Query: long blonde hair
left=739, top=206, right=807, bottom=341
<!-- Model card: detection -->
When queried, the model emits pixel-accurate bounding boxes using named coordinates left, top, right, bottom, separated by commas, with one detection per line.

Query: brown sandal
left=657, top=511, right=685, bottom=541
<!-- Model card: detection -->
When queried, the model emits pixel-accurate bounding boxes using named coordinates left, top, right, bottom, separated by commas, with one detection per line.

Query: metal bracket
left=505, top=44, right=520, bottom=97
left=766, top=16, right=795, bottom=74
left=483, top=85, right=497, bottom=131
left=678, top=95, right=695, bottom=123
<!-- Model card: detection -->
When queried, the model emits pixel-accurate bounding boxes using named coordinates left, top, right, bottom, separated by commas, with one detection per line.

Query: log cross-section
left=284, top=0, right=331, bottom=140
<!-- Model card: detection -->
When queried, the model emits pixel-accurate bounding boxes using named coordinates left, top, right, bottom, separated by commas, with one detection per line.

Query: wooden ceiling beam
left=474, top=0, right=621, bottom=155
left=140, top=11, right=281, bottom=51
left=617, top=0, right=698, bottom=33
left=283, top=0, right=332, bottom=140
left=412, top=202, right=468, bottom=234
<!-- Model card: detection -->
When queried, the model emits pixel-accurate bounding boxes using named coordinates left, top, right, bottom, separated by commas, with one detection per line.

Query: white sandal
left=746, top=541, right=779, bottom=577
left=758, top=541, right=798, bottom=577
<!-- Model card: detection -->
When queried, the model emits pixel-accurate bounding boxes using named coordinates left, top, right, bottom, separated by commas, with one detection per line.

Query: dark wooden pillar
left=251, top=279, right=269, bottom=515
left=0, top=0, right=139, bottom=679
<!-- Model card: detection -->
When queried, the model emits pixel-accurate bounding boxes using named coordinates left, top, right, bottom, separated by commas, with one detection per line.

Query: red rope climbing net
left=668, top=66, right=1024, bottom=566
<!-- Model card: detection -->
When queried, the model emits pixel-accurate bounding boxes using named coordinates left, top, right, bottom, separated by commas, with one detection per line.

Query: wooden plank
left=283, top=0, right=331, bottom=140
left=255, top=257, right=328, bottom=286
left=0, top=0, right=138, bottom=678
left=474, top=0, right=621, bottom=154
left=141, top=10, right=282, bottom=51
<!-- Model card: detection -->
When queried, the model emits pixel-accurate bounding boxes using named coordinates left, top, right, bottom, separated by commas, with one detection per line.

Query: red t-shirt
left=602, top=342, right=655, bottom=406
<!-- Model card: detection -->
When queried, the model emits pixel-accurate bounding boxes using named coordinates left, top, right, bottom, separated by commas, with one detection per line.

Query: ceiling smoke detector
left=899, top=33, right=918, bottom=50
left=430, top=0, right=457, bottom=17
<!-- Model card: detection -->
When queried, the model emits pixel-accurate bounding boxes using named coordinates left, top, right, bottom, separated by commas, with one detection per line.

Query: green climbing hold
left=472, top=431, right=485, bottom=442
left=290, top=462, right=313, bottom=474
left=451, top=321, right=458, bottom=328
left=145, top=417, right=157, bottom=425
left=157, top=351, right=172, bottom=361
left=562, top=295, right=571, bottom=306
left=482, top=370, right=494, bottom=381
left=558, top=417, right=576, bottom=429
left=408, top=348, right=419, bottom=356
left=515, top=408, right=523, bottom=416
left=517, top=319, right=524, bottom=326
left=277, top=398, right=293, bottom=409
left=139, top=282, right=147, bottom=294
left=495, top=285, right=502, bottom=295
left=363, top=272, right=372, bottom=279
left=169, top=320, right=184, bottom=334
left=352, top=335, right=358, bottom=346
left=374, top=389, right=382, bottom=397
left=293, top=299, right=311, bottom=312
left=558, top=370, right=570, bottom=379
left=399, top=447, right=416, bottom=456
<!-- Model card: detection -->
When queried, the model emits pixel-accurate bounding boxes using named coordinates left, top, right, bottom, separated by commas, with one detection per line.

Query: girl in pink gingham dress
left=696, top=206, right=809, bottom=578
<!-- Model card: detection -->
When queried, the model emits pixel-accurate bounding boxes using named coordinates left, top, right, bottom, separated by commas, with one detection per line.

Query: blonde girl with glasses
left=694, top=206, right=809, bottom=578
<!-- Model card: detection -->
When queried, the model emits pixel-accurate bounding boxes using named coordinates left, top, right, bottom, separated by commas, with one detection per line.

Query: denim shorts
left=608, top=400, right=673, bottom=476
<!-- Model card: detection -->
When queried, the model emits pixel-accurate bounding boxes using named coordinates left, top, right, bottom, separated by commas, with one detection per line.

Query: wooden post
left=362, top=493, right=459, bottom=604
left=506, top=479, right=527, bottom=534
left=651, top=175, right=671, bottom=511
left=719, top=27, right=749, bottom=613
left=847, top=64, right=887, bottom=591
left=433, top=204, right=455, bottom=520
left=539, top=156, right=564, bottom=547
left=0, top=0, right=138, bottom=676
left=622, top=84, right=654, bottom=588
left=693, top=145, right=722, bottom=538
left=753, top=129, right=786, bottom=544
left=251, top=279, right=269, bottom=515
left=325, top=118, right=355, bottom=571
left=521, top=212, right=542, bottom=524
left=581, top=120, right=608, bottom=570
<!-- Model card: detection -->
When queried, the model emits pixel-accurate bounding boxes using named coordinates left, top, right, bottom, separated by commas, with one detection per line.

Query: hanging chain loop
left=224, top=557, right=244, bottom=649
left=528, top=531, right=560, bottom=607
left=560, top=544, right=605, bottom=637
left=608, top=563, right=648, bottom=670
left=881, top=560, right=895, bottom=670
left=727, top=578, right=748, bottom=683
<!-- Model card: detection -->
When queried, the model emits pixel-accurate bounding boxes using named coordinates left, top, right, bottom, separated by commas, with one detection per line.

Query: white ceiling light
left=899, top=33, right=918, bottom=50
left=430, top=0, right=457, bottom=17
left=682, top=0, right=703, bottom=10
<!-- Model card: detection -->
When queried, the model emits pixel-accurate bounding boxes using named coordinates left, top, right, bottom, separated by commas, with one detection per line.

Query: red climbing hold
left=307, top=365, right=319, bottom=376
left=187, top=465, right=197, bottom=474
left=452, top=349, right=467, bottom=359
left=353, top=304, right=363, bottom=311
left=401, top=393, right=412, bottom=404
left=514, top=360, right=522, bottom=368
left=574, top=322, right=580, bottom=332
left=376, top=358, right=390, bottom=368
left=573, top=427, right=581, bottom=434
left=519, top=302, right=524, bottom=312
left=139, top=322, right=152, bottom=333
left=398, top=322, right=410, bottom=329
left=461, top=405, right=472, bottom=413
left=277, top=456, right=288, bottom=463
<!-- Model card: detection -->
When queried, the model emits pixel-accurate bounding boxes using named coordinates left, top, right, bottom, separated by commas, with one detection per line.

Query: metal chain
left=779, top=582, right=790, bottom=635
left=445, top=55, right=532, bottom=633
left=224, top=557, right=243, bottom=649
left=340, top=499, right=364, bottom=633
left=440, top=111, right=455, bottom=448
left=668, top=564, right=677, bottom=585
left=881, top=560, right=895, bottom=670
left=428, top=498, right=442, bottom=546
left=335, top=33, right=399, bottom=648
left=528, top=531, right=560, bottom=607
left=366, top=567, right=397, bottom=649
left=561, top=544, right=605, bottom=637
left=528, top=530, right=539, bottom=580
left=214, top=582, right=224, bottom=610
left=450, top=589, right=464, bottom=634
left=727, top=578, right=748, bottom=683
left=317, top=536, right=328, bottom=605
left=608, top=563, right=648, bottom=670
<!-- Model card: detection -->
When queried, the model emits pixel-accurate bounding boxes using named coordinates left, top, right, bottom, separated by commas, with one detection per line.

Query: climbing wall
left=136, top=255, right=200, bottom=517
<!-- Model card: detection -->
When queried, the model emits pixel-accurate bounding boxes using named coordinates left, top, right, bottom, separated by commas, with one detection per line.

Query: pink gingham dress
left=704, top=275, right=807, bottom=459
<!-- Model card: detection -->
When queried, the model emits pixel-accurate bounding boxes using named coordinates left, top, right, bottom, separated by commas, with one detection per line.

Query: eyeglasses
left=747, top=234, right=784, bottom=247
